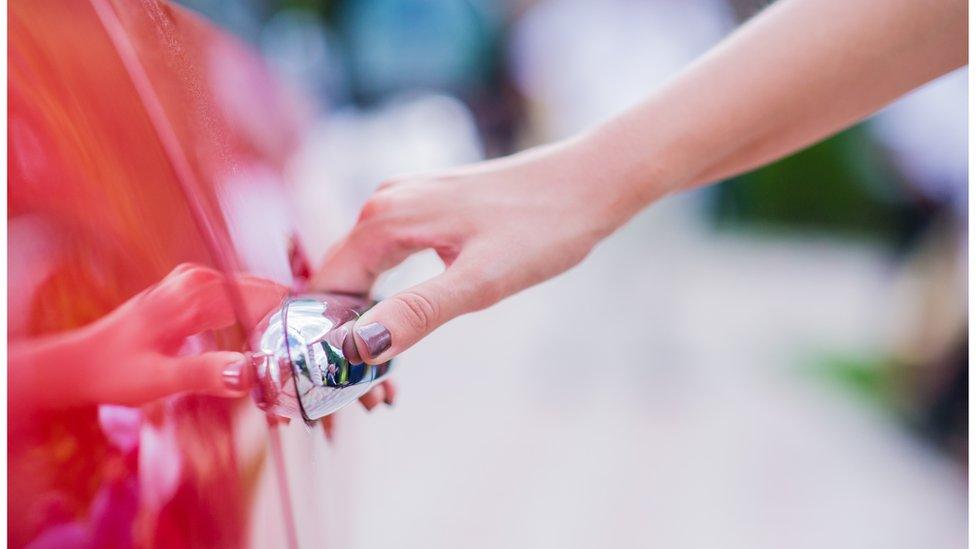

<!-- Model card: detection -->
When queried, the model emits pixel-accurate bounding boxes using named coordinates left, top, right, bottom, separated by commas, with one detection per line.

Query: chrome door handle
left=250, top=293, right=393, bottom=421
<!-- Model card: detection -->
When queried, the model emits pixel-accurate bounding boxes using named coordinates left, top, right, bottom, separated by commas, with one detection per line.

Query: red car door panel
left=9, top=1, right=313, bottom=547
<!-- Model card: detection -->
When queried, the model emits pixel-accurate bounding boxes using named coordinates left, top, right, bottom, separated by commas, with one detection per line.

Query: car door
left=9, top=1, right=327, bottom=547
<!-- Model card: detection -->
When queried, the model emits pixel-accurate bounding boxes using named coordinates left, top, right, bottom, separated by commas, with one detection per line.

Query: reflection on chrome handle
left=250, top=293, right=393, bottom=421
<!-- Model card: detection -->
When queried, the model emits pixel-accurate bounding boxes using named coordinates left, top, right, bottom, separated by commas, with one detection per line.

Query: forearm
left=9, top=330, right=90, bottom=412
left=311, top=0, right=966, bottom=362
left=575, top=0, right=966, bottom=217
left=8, top=266, right=294, bottom=413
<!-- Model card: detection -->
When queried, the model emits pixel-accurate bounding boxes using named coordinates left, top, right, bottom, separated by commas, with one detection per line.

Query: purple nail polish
left=341, top=325, right=363, bottom=365
left=222, top=358, right=247, bottom=391
left=355, top=322, right=391, bottom=359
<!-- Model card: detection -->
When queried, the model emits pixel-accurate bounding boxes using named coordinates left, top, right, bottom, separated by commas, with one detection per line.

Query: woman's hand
left=315, top=141, right=637, bottom=364
left=9, top=264, right=288, bottom=411
left=10, top=263, right=397, bottom=415
left=316, top=0, right=966, bottom=366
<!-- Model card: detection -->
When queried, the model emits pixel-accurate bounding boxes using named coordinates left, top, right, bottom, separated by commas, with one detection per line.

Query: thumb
left=351, top=263, right=494, bottom=363
left=162, top=351, right=252, bottom=399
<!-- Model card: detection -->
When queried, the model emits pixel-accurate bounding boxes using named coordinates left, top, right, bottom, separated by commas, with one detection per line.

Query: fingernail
left=222, top=357, right=247, bottom=391
left=341, top=326, right=363, bottom=364
left=355, top=322, right=391, bottom=359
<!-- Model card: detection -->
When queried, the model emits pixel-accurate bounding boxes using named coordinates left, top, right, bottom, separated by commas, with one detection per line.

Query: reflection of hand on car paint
left=9, top=264, right=286, bottom=411
left=9, top=263, right=397, bottom=415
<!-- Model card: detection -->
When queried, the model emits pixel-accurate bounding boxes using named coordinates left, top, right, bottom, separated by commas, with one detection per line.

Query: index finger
left=145, top=266, right=287, bottom=345
left=312, top=223, right=425, bottom=295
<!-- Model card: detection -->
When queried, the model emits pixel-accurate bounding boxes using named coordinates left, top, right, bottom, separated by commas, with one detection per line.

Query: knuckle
left=178, top=298, right=209, bottom=325
left=165, top=276, right=225, bottom=323
left=177, top=265, right=222, bottom=288
left=388, top=228, right=424, bottom=251
left=190, top=265, right=221, bottom=281
left=390, top=291, right=440, bottom=334
left=359, top=182, right=428, bottom=222
left=471, top=276, right=504, bottom=310
left=376, top=177, right=403, bottom=192
left=461, top=261, right=511, bottom=310
left=359, top=190, right=399, bottom=220
left=171, top=262, right=196, bottom=276
left=172, top=263, right=214, bottom=279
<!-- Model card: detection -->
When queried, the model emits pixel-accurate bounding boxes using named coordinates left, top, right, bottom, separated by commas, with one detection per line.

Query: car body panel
left=9, top=1, right=316, bottom=546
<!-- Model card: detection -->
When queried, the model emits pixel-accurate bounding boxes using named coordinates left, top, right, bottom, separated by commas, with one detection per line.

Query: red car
left=9, top=1, right=390, bottom=546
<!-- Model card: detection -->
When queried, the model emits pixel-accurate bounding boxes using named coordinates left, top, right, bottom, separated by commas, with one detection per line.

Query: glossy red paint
left=9, top=1, right=312, bottom=546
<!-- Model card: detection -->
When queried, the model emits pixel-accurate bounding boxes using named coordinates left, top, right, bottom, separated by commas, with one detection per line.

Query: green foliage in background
left=708, top=124, right=931, bottom=249
left=811, top=354, right=903, bottom=409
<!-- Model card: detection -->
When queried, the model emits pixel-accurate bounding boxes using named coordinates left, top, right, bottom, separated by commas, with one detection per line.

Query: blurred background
left=178, top=0, right=967, bottom=547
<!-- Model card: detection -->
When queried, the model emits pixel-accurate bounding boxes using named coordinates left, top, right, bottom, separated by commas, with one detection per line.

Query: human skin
left=313, top=0, right=968, bottom=364
left=9, top=264, right=395, bottom=412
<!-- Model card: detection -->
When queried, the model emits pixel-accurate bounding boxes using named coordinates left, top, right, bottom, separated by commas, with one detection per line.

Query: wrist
left=10, top=333, right=72, bottom=411
left=12, top=323, right=104, bottom=411
left=556, top=126, right=676, bottom=233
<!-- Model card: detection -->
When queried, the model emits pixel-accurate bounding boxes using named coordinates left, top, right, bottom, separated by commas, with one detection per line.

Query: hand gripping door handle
left=250, top=293, right=393, bottom=421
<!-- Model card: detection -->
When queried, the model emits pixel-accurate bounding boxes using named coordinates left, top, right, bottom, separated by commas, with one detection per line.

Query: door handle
left=250, top=293, right=393, bottom=421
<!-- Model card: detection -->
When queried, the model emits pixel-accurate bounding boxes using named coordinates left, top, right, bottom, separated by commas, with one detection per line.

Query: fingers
left=83, top=351, right=251, bottom=407
left=358, top=380, right=396, bottom=411
left=26, top=264, right=285, bottom=409
left=358, top=388, right=383, bottom=411
left=312, top=183, right=451, bottom=294
left=313, top=231, right=383, bottom=295
left=161, top=351, right=252, bottom=399
left=235, top=275, right=289, bottom=330
left=312, top=183, right=486, bottom=364
left=312, top=225, right=420, bottom=295
left=350, top=260, right=497, bottom=363
left=146, top=264, right=287, bottom=344
left=380, top=380, right=396, bottom=405
left=321, top=415, right=335, bottom=442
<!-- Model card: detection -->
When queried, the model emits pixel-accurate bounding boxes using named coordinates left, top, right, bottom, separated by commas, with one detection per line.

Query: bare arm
left=581, top=0, right=966, bottom=211
left=315, top=0, right=967, bottom=364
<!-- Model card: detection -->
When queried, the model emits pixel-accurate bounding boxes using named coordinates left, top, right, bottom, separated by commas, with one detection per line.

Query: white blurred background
left=181, top=0, right=968, bottom=547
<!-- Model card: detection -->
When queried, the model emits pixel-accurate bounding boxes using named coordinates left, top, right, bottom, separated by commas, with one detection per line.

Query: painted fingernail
left=355, top=322, right=391, bottom=359
left=341, top=326, right=363, bottom=365
left=222, top=357, right=247, bottom=391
